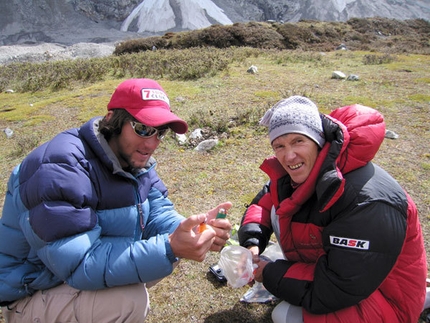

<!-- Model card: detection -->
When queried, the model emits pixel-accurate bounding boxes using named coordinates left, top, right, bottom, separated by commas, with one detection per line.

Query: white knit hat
left=260, top=96, right=326, bottom=147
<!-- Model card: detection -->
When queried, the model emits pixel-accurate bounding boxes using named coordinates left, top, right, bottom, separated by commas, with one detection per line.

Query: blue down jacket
left=0, top=117, right=184, bottom=305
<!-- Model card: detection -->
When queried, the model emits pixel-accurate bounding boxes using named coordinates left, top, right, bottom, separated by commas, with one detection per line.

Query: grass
left=0, top=35, right=429, bottom=323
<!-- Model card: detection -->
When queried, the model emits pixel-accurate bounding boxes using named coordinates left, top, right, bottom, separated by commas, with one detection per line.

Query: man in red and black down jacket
left=238, top=96, right=427, bottom=323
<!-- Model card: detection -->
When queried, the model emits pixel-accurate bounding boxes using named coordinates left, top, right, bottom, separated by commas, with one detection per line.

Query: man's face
left=271, top=133, right=319, bottom=184
left=108, top=117, right=162, bottom=170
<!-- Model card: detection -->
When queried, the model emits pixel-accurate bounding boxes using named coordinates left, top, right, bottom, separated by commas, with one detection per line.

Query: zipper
left=137, top=203, right=145, bottom=231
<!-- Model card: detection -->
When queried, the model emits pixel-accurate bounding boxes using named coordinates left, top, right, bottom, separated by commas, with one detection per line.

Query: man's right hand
left=169, top=214, right=216, bottom=262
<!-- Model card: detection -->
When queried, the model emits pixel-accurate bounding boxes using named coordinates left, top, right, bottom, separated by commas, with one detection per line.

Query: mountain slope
left=0, top=0, right=429, bottom=45
left=120, top=0, right=232, bottom=33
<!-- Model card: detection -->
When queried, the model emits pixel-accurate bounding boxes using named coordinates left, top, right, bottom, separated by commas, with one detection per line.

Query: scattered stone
left=189, top=128, right=203, bottom=140
left=385, top=129, right=399, bottom=139
left=332, top=71, right=346, bottom=79
left=176, top=133, right=187, bottom=145
left=347, top=74, right=360, bottom=81
left=4, top=127, right=13, bottom=138
left=194, top=139, right=218, bottom=151
left=336, top=43, right=347, bottom=50
left=247, top=65, right=258, bottom=74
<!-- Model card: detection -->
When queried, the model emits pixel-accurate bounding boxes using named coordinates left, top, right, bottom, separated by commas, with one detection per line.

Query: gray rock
left=176, top=133, right=187, bottom=145
left=385, top=129, right=399, bottom=139
left=189, top=129, right=203, bottom=140
left=4, top=127, right=13, bottom=138
left=336, top=43, right=347, bottom=50
left=347, top=74, right=360, bottom=81
left=194, top=139, right=219, bottom=151
left=332, top=71, right=346, bottom=79
left=247, top=65, right=258, bottom=74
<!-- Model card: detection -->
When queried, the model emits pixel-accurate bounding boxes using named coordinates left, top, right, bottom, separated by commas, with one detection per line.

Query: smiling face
left=105, top=112, right=162, bottom=170
left=271, top=133, right=319, bottom=184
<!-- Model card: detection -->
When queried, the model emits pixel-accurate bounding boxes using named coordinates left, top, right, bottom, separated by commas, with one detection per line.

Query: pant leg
left=3, top=283, right=79, bottom=323
left=4, top=283, right=149, bottom=323
left=272, top=301, right=304, bottom=323
left=77, top=283, right=149, bottom=323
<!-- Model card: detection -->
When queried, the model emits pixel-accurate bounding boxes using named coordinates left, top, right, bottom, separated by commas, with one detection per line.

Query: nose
left=282, top=148, right=296, bottom=162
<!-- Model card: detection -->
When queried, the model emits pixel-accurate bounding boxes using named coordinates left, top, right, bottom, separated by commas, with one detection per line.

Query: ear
left=105, top=110, right=114, bottom=121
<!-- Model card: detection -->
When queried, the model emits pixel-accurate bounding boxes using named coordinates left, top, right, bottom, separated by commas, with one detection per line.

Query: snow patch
left=121, top=0, right=233, bottom=33
left=121, top=0, right=176, bottom=33
left=332, top=0, right=347, bottom=12
left=179, top=0, right=232, bottom=30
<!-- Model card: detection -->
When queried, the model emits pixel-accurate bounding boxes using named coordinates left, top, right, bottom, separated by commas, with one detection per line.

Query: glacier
left=121, top=0, right=176, bottom=33
left=121, top=0, right=233, bottom=33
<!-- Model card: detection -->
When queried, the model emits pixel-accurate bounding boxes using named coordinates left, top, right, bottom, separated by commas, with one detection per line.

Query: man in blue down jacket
left=0, top=78, right=232, bottom=322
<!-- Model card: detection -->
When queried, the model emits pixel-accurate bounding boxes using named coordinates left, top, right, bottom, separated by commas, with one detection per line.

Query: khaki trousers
left=3, top=282, right=149, bottom=323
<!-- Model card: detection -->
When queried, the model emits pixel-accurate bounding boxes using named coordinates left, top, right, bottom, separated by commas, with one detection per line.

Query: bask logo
left=330, top=235, right=370, bottom=250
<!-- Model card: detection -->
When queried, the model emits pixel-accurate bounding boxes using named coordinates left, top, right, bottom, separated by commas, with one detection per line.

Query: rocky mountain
left=1, top=0, right=429, bottom=46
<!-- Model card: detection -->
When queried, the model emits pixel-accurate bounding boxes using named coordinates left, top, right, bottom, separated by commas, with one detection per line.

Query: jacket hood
left=327, top=104, right=386, bottom=174
left=317, top=104, right=386, bottom=211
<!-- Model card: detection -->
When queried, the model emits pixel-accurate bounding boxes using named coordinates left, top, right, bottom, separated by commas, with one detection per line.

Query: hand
left=252, top=257, right=270, bottom=283
left=247, top=246, right=260, bottom=286
left=249, top=246, right=260, bottom=259
left=169, top=214, right=216, bottom=262
left=205, top=202, right=233, bottom=252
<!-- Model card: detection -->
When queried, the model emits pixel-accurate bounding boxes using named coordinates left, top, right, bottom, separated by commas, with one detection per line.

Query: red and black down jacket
left=238, top=104, right=427, bottom=323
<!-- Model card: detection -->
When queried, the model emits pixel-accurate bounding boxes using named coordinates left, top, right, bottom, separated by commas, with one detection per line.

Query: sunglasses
left=130, top=121, right=169, bottom=140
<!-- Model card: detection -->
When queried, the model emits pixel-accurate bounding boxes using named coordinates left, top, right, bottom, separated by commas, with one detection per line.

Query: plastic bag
left=240, top=281, right=278, bottom=303
left=240, top=242, right=284, bottom=303
left=261, top=241, right=285, bottom=261
left=218, top=245, right=255, bottom=288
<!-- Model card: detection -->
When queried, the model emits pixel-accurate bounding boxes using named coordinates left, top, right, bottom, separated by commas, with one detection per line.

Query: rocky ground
left=0, top=42, right=116, bottom=65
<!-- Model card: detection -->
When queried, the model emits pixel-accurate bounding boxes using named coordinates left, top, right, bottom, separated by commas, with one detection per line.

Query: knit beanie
left=259, top=96, right=326, bottom=147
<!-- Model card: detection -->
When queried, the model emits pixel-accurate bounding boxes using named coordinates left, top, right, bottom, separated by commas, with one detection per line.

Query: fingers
left=252, top=254, right=261, bottom=264
left=207, top=219, right=232, bottom=236
left=170, top=216, right=215, bottom=262
left=182, top=214, right=207, bottom=232
left=253, top=263, right=263, bottom=282
left=208, top=217, right=232, bottom=228
left=206, top=201, right=233, bottom=220
left=209, top=235, right=228, bottom=252
left=170, top=202, right=233, bottom=261
left=252, top=260, right=270, bottom=282
left=206, top=219, right=231, bottom=252
left=194, top=228, right=217, bottom=261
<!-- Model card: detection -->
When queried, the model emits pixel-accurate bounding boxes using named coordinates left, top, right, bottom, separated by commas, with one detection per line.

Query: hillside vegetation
left=114, top=17, right=430, bottom=55
left=0, top=17, right=429, bottom=323
left=0, top=17, right=429, bottom=94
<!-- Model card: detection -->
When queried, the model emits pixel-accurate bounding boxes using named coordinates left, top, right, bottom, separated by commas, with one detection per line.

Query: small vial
left=216, top=208, right=227, bottom=219
left=198, top=222, right=207, bottom=233
left=199, top=208, right=227, bottom=233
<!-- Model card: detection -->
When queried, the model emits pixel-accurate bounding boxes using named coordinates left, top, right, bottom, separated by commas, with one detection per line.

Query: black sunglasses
left=130, top=121, right=169, bottom=140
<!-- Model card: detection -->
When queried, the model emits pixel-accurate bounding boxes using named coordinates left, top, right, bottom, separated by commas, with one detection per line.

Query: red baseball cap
left=107, top=78, right=188, bottom=134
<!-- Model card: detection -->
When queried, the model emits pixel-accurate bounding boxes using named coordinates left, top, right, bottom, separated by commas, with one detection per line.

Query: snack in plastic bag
left=240, top=242, right=284, bottom=303
left=218, top=245, right=255, bottom=288
left=240, top=281, right=278, bottom=303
